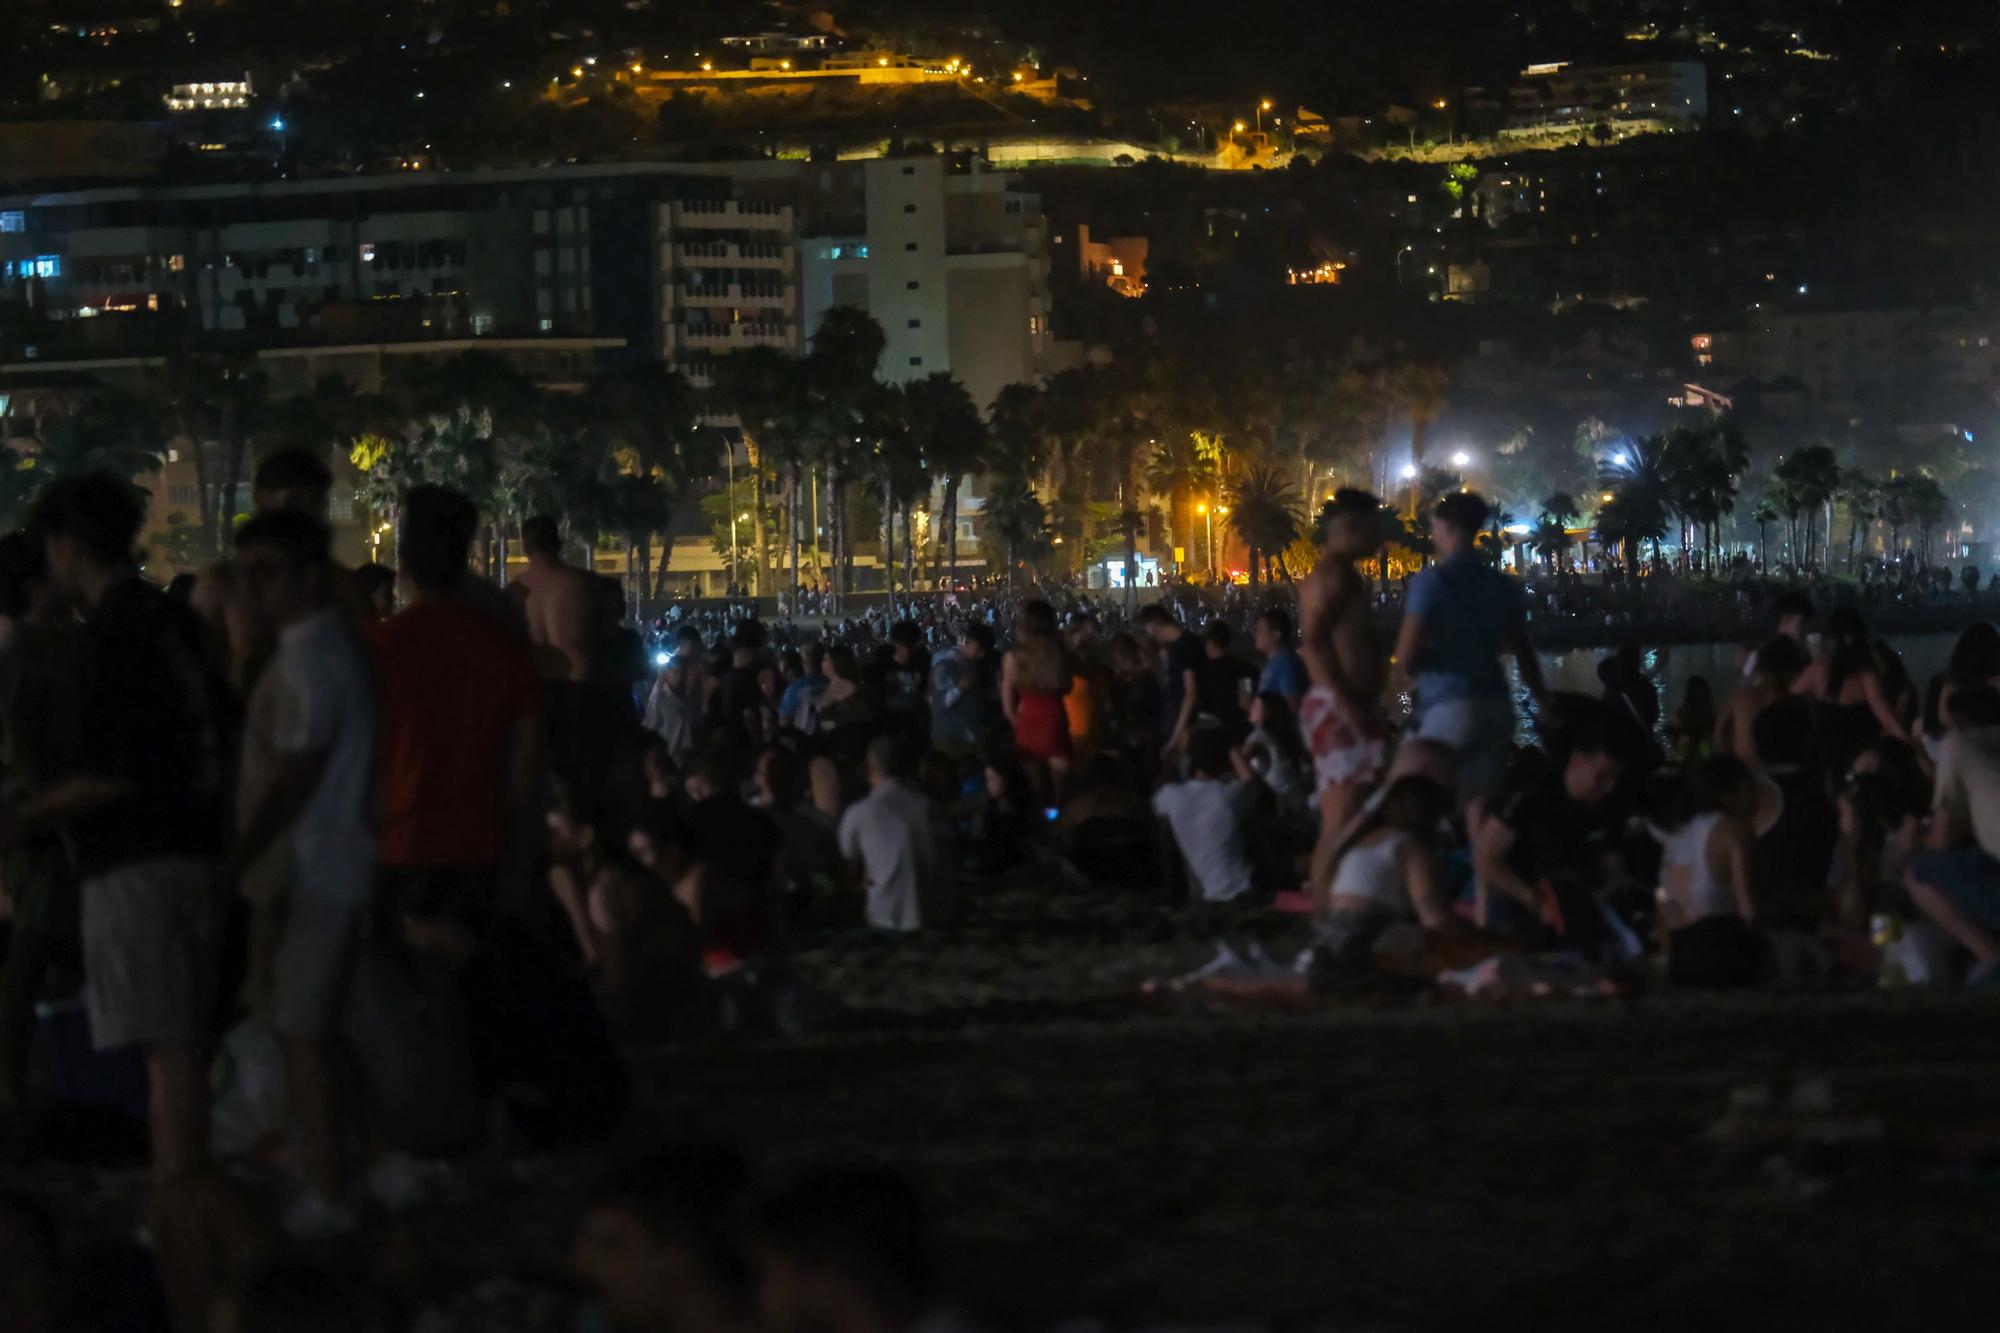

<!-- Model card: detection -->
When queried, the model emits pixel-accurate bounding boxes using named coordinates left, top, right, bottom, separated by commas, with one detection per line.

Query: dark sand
left=21, top=882, right=2000, bottom=1330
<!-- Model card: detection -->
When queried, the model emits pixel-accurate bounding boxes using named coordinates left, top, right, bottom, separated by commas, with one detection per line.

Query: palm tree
left=1661, top=419, right=1746, bottom=575
left=807, top=307, right=887, bottom=610
left=1227, top=461, right=1303, bottom=587
left=1528, top=514, right=1569, bottom=573
left=1145, top=432, right=1218, bottom=570
left=1598, top=435, right=1673, bottom=571
left=1838, top=472, right=1880, bottom=572
left=1539, top=491, right=1581, bottom=572
left=207, top=356, right=272, bottom=555
left=714, top=346, right=811, bottom=599
left=976, top=472, right=1047, bottom=591
left=1396, top=361, right=1451, bottom=492
left=1772, top=445, right=1840, bottom=571
left=1900, top=474, right=1950, bottom=567
left=1751, top=501, right=1778, bottom=571
left=25, top=400, right=164, bottom=502
left=592, top=361, right=708, bottom=601
left=901, top=372, right=986, bottom=580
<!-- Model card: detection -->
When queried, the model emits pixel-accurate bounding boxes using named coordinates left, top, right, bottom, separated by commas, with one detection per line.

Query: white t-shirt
left=1152, top=778, right=1259, bottom=902
left=838, top=780, right=953, bottom=931
left=1933, top=725, right=2000, bottom=857
left=241, top=609, right=377, bottom=904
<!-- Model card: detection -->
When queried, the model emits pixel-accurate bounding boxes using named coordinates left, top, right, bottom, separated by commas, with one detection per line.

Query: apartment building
left=1499, top=61, right=1706, bottom=132
left=0, top=156, right=1053, bottom=579
left=0, top=157, right=1046, bottom=403
left=780, top=156, right=1050, bottom=415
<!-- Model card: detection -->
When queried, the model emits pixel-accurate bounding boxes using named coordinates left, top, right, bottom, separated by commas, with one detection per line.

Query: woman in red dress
left=1001, top=599, right=1073, bottom=803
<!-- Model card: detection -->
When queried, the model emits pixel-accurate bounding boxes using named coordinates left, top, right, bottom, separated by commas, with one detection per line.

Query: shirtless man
left=192, top=448, right=375, bottom=694
left=512, top=515, right=597, bottom=682
left=1299, top=490, right=1392, bottom=900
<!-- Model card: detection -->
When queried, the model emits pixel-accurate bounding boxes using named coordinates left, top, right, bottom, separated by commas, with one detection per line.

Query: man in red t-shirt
left=370, top=486, right=542, bottom=932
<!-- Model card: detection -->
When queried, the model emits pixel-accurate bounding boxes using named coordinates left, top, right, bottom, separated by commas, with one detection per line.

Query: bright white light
left=1400, top=464, right=1418, bottom=479
left=1451, top=450, right=1470, bottom=467
left=655, top=652, right=671, bottom=667
left=1612, top=451, right=1629, bottom=466
left=1505, top=523, right=1531, bottom=535
left=1797, top=284, right=1808, bottom=295
left=269, top=117, right=285, bottom=131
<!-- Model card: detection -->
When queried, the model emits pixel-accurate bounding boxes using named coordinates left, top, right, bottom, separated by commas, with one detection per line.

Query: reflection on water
left=1479, top=633, right=1963, bottom=746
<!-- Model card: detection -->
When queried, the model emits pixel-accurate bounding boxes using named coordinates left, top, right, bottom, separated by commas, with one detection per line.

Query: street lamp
left=1451, top=450, right=1471, bottom=468
left=1230, top=120, right=1245, bottom=151
left=1395, top=244, right=1414, bottom=287
left=1256, top=98, right=1272, bottom=134
left=1198, top=502, right=1212, bottom=573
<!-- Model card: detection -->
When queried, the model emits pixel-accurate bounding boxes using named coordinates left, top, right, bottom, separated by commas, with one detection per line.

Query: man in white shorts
left=233, top=509, right=377, bottom=1236
left=4, top=475, right=234, bottom=1189
left=1394, top=491, right=1548, bottom=801
left=1299, top=491, right=1392, bottom=903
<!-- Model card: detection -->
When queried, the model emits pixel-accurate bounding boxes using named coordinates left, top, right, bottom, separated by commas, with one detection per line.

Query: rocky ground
left=18, top=882, right=2000, bottom=1330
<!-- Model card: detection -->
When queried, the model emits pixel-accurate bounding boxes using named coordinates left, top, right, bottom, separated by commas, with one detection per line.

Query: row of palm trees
left=1527, top=422, right=1958, bottom=577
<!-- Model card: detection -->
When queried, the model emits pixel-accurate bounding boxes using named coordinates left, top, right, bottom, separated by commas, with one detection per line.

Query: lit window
left=33, top=256, right=59, bottom=278
left=360, top=243, right=376, bottom=262
left=0, top=211, right=21, bottom=233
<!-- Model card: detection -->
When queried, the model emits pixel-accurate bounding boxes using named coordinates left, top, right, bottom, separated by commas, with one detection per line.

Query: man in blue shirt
left=1393, top=491, right=1548, bottom=798
left=929, top=623, right=993, bottom=759
left=1253, top=607, right=1308, bottom=710
left=777, top=642, right=828, bottom=730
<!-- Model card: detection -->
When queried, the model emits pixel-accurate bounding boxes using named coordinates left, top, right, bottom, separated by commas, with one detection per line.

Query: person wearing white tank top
left=1653, top=756, right=1761, bottom=931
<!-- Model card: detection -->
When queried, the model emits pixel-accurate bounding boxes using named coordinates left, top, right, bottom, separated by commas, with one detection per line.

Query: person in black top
left=2, top=473, right=236, bottom=1186
left=1196, top=622, right=1256, bottom=744
left=1471, top=704, right=1627, bottom=950
left=1139, top=605, right=1205, bottom=761
left=1748, top=695, right=1837, bottom=927
left=865, top=620, right=932, bottom=741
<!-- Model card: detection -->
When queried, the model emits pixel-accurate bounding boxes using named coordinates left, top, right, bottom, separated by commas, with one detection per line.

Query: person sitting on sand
left=1716, top=634, right=1806, bottom=766
left=1746, top=696, right=1837, bottom=929
left=1305, top=774, right=1463, bottom=975
left=1470, top=705, right=1627, bottom=945
left=1791, top=607, right=1911, bottom=776
left=1233, top=690, right=1311, bottom=824
left=1667, top=674, right=1716, bottom=765
left=1153, top=728, right=1261, bottom=903
left=1906, top=682, right=2000, bottom=985
left=1653, top=753, right=1765, bottom=987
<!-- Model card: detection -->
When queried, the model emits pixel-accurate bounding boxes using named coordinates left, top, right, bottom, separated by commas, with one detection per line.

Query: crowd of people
left=5, top=452, right=2000, bottom=1329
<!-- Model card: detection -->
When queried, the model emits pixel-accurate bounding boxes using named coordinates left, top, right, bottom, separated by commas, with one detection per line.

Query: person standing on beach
left=1393, top=490, right=1548, bottom=800
left=5, top=474, right=235, bottom=1187
left=1298, top=491, right=1392, bottom=900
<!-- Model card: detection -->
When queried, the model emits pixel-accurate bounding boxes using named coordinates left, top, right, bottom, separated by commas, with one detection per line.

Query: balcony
left=670, top=200, right=791, bottom=230
left=671, top=240, right=792, bottom=268
left=679, top=320, right=795, bottom=346
left=672, top=282, right=795, bottom=310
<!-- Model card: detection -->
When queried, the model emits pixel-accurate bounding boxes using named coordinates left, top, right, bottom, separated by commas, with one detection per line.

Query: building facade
left=0, top=156, right=1055, bottom=585
left=1502, top=61, right=1706, bottom=132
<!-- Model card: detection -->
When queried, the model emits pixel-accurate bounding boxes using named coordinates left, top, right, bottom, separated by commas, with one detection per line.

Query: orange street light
left=1256, top=98, right=1272, bottom=133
